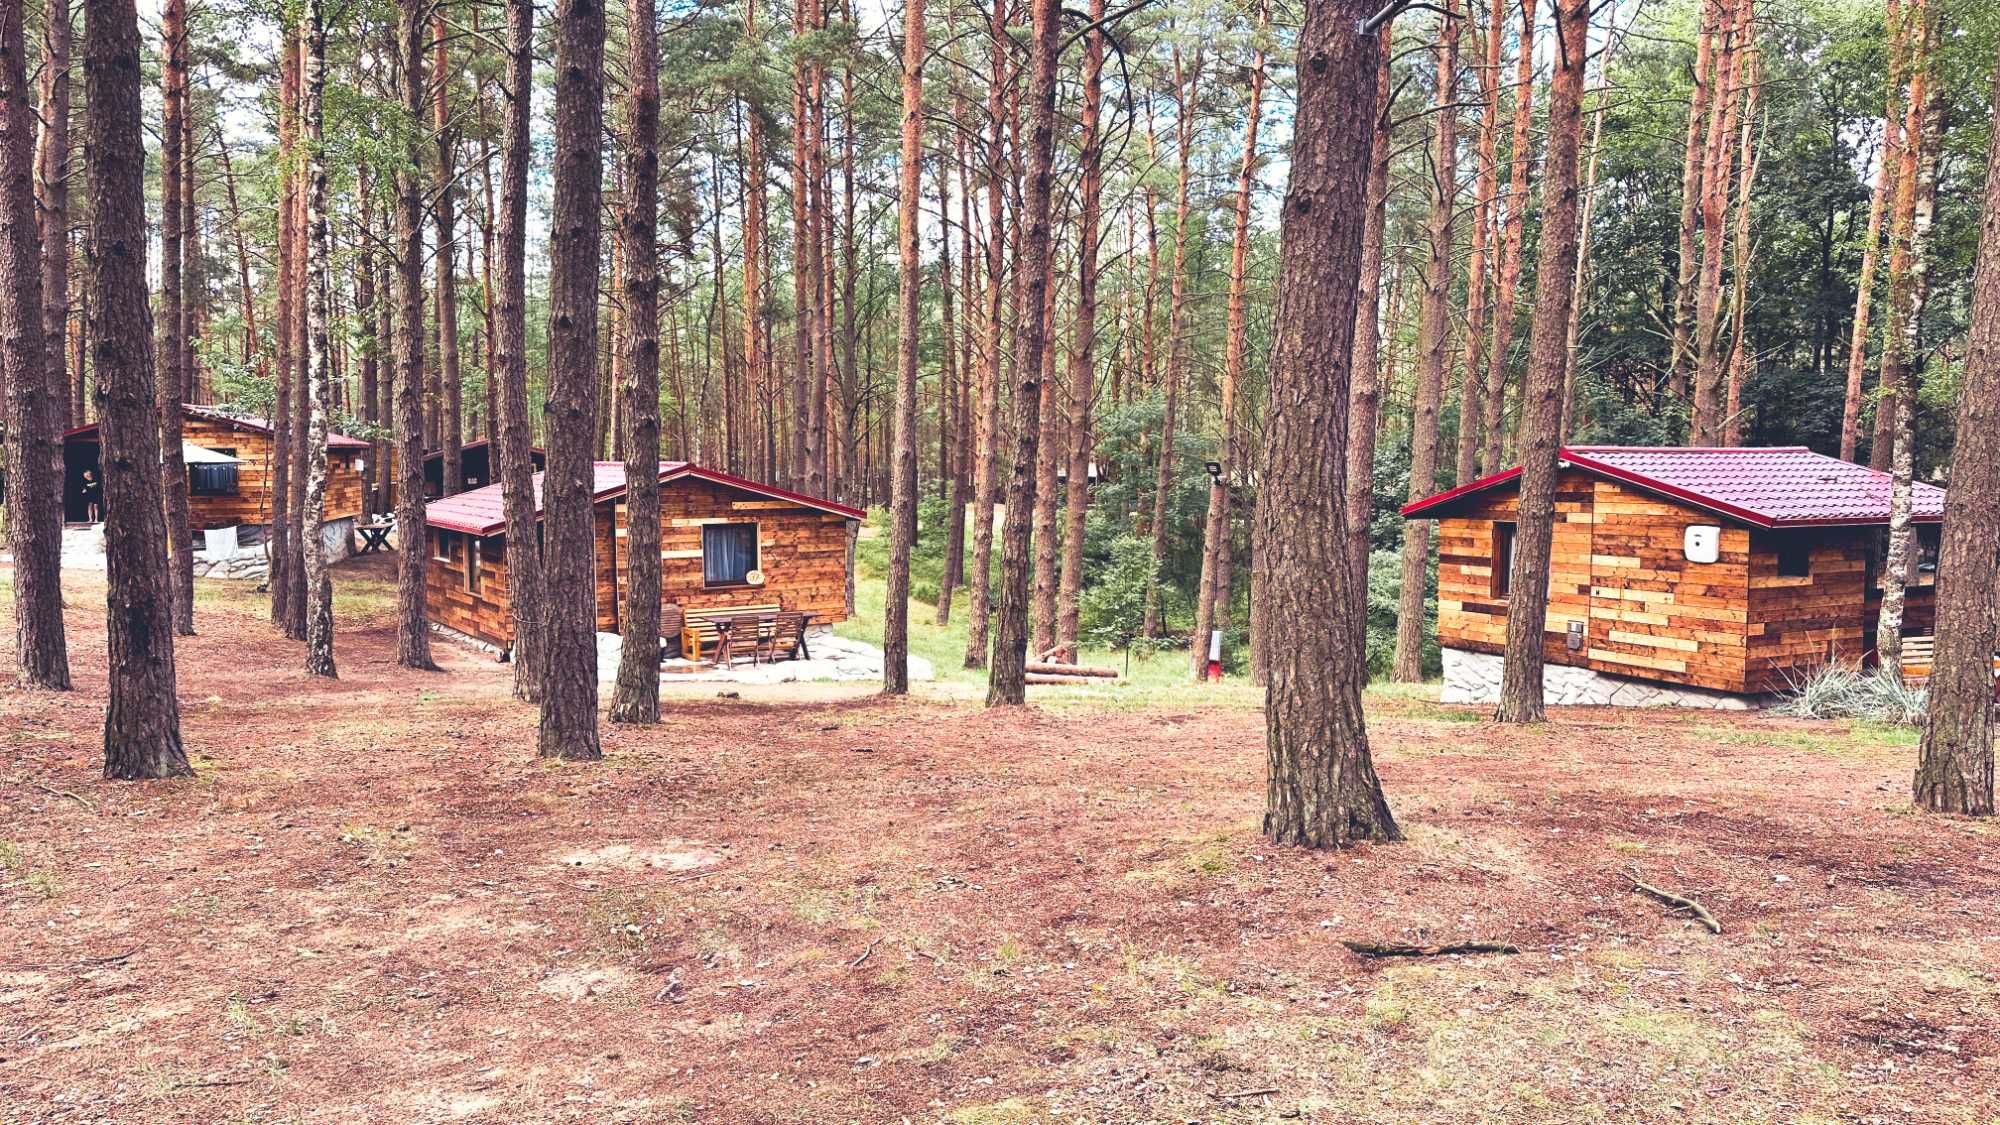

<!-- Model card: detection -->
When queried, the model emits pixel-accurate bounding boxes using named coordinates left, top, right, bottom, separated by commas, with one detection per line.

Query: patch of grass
left=26, top=869, right=60, bottom=900
left=1363, top=995, right=1410, bottom=1033
left=1185, top=836, right=1237, bottom=876
left=0, top=839, right=21, bottom=872
left=945, top=1098, right=1043, bottom=1124
left=993, top=937, right=1025, bottom=963
left=224, top=996, right=264, bottom=1036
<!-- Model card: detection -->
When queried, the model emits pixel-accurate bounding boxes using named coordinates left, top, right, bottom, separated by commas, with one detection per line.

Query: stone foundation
left=1440, top=647, right=1763, bottom=710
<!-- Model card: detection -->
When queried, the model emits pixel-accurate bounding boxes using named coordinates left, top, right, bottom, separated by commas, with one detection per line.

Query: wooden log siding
left=424, top=474, right=854, bottom=652
left=73, top=415, right=365, bottom=531
left=1435, top=468, right=1916, bottom=695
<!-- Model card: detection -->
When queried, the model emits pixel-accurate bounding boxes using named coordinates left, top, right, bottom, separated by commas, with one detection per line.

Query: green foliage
left=1079, top=535, right=1161, bottom=652
left=1366, top=549, right=1438, bottom=680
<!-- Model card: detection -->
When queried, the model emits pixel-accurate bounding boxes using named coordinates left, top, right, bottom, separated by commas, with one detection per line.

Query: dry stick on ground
left=1626, top=869, right=1723, bottom=933
left=849, top=937, right=884, bottom=968
left=28, top=780, right=96, bottom=810
left=1217, top=1087, right=1280, bottom=1100
left=1339, top=939, right=1521, bottom=958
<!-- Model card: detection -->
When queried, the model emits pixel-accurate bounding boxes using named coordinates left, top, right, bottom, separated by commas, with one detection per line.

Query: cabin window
left=188, top=449, right=239, bottom=496
left=703, top=522, right=759, bottom=587
left=1777, top=539, right=1812, bottom=579
left=1491, top=521, right=1517, bottom=598
left=433, top=531, right=458, bottom=566
left=465, top=538, right=483, bottom=595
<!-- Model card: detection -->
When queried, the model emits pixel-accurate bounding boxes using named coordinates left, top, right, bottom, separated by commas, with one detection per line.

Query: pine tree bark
left=1841, top=0, right=1905, bottom=464
left=1029, top=285, right=1060, bottom=656
left=157, top=0, right=193, bottom=637
left=1690, top=0, right=1743, bottom=445
left=1193, top=20, right=1263, bottom=679
left=35, top=0, right=72, bottom=433
left=610, top=0, right=662, bottom=724
left=1392, top=4, right=1460, bottom=683
left=937, top=133, right=968, bottom=627
left=985, top=0, right=1058, bottom=707
left=88, top=0, right=189, bottom=779
left=1496, top=0, right=1589, bottom=724
left=1260, top=0, right=1397, bottom=848
left=961, top=0, right=1008, bottom=670
left=496, top=0, right=542, bottom=700
left=433, top=6, right=463, bottom=494
left=1722, top=24, right=1761, bottom=447
left=282, top=31, right=309, bottom=638
left=393, top=0, right=436, bottom=672
left=1668, top=0, right=1718, bottom=413
left=1871, top=0, right=1928, bottom=473
left=270, top=23, right=298, bottom=633
left=1455, top=0, right=1502, bottom=483
left=301, top=0, right=335, bottom=678
left=883, top=0, right=924, bottom=695
left=1345, top=40, right=1394, bottom=657
left=4, top=0, right=70, bottom=689
left=1914, top=55, right=2000, bottom=818
left=1875, top=19, right=1938, bottom=669
left=538, top=0, right=606, bottom=760
left=1481, top=0, right=1536, bottom=469
left=1056, top=0, right=1108, bottom=662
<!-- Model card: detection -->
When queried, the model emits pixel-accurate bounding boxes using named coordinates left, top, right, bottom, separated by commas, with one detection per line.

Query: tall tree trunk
left=270, top=23, right=298, bottom=632
left=538, top=0, right=606, bottom=761
left=157, top=0, right=193, bottom=636
left=1193, top=16, right=1263, bottom=679
left=496, top=0, right=542, bottom=699
left=1482, top=0, right=1537, bottom=467
left=1914, top=55, right=2000, bottom=818
left=1840, top=0, right=1906, bottom=463
left=1668, top=0, right=1718, bottom=414
left=301, top=0, right=336, bottom=678
left=883, top=0, right=924, bottom=695
left=1029, top=282, right=1060, bottom=656
left=1562, top=33, right=1613, bottom=440
left=1141, top=48, right=1200, bottom=640
left=356, top=171, right=380, bottom=511
left=789, top=0, right=816, bottom=487
left=1454, top=0, right=1502, bottom=483
left=741, top=0, right=766, bottom=480
left=1871, top=0, right=1928, bottom=473
left=1056, top=0, right=1107, bottom=662
left=433, top=6, right=463, bottom=493
left=1721, top=23, right=1761, bottom=447
left=1392, top=4, right=1460, bottom=682
left=88, top=0, right=189, bottom=778
left=1260, top=0, right=1396, bottom=847
left=1690, top=0, right=1743, bottom=445
left=1495, top=0, right=1589, bottom=724
left=4, top=0, right=70, bottom=688
left=1875, top=14, right=1938, bottom=669
left=283, top=30, right=309, bottom=638
left=1344, top=37, right=1395, bottom=661
left=393, top=0, right=436, bottom=672
left=961, top=0, right=1008, bottom=671
left=35, top=0, right=72, bottom=432
left=215, top=127, right=258, bottom=370
left=937, top=125, right=968, bottom=627
left=985, top=0, right=1058, bottom=707
left=610, top=0, right=662, bottom=724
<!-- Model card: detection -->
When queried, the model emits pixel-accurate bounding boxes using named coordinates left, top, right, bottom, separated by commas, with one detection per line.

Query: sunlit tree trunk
left=538, top=0, right=606, bottom=760
left=1392, top=3, right=1460, bottom=682
left=270, top=24, right=298, bottom=634
left=1914, top=55, right=2000, bottom=818
left=1690, top=0, right=1743, bottom=445
left=1871, top=0, right=1929, bottom=474
left=1454, top=0, right=1502, bottom=483
left=1722, top=23, right=1761, bottom=447
left=433, top=6, right=463, bottom=493
left=1668, top=0, right=1718, bottom=416
left=884, top=0, right=925, bottom=695
left=157, top=0, right=193, bottom=636
left=89, top=0, right=189, bottom=778
left=1261, top=0, right=1397, bottom=847
left=1496, top=0, right=1589, bottom=724
left=301, top=0, right=335, bottom=678
left=1841, top=0, right=1907, bottom=464
left=962, top=0, right=1008, bottom=671
left=1344, top=38, right=1394, bottom=659
left=1141, top=48, right=1200, bottom=640
left=4, top=0, right=70, bottom=689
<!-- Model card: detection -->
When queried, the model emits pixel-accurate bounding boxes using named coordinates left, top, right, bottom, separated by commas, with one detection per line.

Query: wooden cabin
left=422, top=461, right=863, bottom=654
left=63, top=405, right=370, bottom=543
left=1402, top=446, right=1943, bottom=702
left=415, top=439, right=545, bottom=499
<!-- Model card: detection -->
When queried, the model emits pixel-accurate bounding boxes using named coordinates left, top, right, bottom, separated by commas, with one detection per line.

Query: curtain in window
left=703, top=524, right=757, bottom=585
left=189, top=463, right=238, bottom=495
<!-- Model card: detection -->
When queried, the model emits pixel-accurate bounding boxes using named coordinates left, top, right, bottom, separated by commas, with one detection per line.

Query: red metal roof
left=63, top=404, right=370, bottom=450
left=1401, top=446, right=1945, bottom=528
left=424, top=461, right=865, bottom=537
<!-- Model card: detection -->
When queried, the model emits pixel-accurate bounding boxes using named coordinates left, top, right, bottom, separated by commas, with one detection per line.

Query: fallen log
left=1339, top=939, right=1520, bottom=958
left=1626, top=869, right=1722, bottom=934
left=1025, top=662, right=1118, bottom=678
left=1025, top=674, right=1103, bottom=686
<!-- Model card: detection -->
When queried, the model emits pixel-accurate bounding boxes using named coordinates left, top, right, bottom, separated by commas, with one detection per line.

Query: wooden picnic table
left=356, top=521, right=394, bottom=555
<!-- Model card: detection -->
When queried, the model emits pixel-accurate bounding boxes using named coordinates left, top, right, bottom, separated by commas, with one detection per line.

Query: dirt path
left=3, top=566, right=1997, bottom=1122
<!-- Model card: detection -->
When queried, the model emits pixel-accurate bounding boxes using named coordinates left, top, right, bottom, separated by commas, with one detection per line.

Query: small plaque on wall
left=1684, top=524, right=1721, bottom=564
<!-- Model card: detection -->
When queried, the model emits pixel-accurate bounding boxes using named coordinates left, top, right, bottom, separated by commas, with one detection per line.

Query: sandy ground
left=3, top=562, right=1998, bottom=1123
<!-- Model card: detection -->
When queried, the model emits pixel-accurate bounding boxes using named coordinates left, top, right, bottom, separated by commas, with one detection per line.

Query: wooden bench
left=1901, top=635, right=1935, bottom=684
left=680, top=603, right=781, bottom=664
left=755, top=611, right=814, bottom=663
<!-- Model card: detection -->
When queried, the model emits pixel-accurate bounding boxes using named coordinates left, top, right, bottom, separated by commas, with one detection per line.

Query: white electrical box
left=1684, top=524, right=1721, bottom=564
